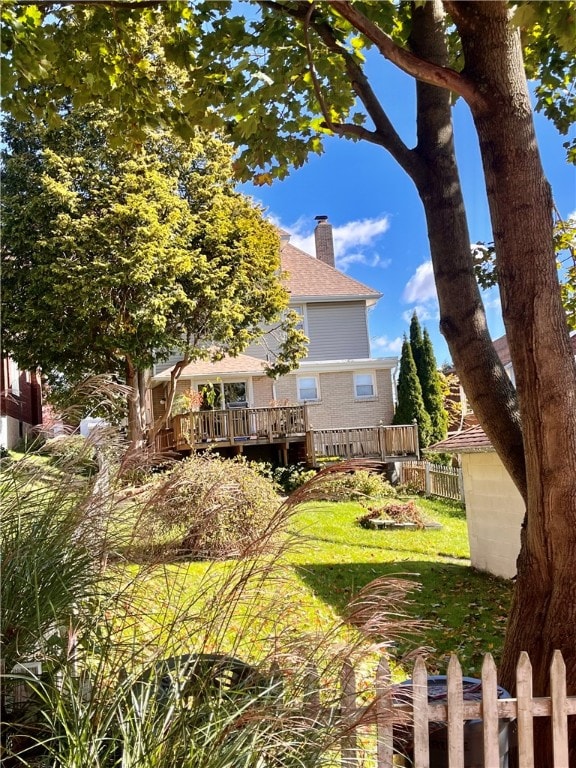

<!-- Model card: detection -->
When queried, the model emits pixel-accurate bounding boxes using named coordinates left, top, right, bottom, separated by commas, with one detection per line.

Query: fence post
left=550, top=650, right=569, bottom=766
left=425, top=462, right=431, bottom=496
left=376, top=657, right=394, bottom=768
left=481, top=653, right=500, bottom=767
left=447, top=654, right=464, bottom=767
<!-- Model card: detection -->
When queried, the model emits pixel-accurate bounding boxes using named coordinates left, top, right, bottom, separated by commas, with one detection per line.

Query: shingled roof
left=153, top=353, right=267, bottom=380
left=492, top=333, right=576, bottom=365
left=280, top=242, right=381, bottom=303
left=432, top=425, right=494, bottom=453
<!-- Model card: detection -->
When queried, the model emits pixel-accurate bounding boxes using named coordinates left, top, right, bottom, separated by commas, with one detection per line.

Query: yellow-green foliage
left=142, top=454, right=281, bottom=559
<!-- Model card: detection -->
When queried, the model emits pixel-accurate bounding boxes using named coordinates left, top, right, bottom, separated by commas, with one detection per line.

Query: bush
left=272, top=463, right=317, bottom=494
left=421, top=450, right=453, bottom=466
left=317, top=469, right=397, bottom=502
left=144, top=454, right=281, bottom=559
left=244, top=460, right=316, bottom=495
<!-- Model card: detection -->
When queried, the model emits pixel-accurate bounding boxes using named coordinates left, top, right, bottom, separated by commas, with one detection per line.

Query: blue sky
left=242, top=65, right=575, bottom=365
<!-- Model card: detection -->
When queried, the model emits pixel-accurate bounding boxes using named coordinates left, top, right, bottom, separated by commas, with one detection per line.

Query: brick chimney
left=314, top=215, right=335, bottom=268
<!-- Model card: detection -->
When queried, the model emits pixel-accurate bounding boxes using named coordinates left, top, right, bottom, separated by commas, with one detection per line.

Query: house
left=0, top=355, right=43, bottom=449
left=493, top=331, right=576, bottom=386
left=150, top=216, right=416, bottom=464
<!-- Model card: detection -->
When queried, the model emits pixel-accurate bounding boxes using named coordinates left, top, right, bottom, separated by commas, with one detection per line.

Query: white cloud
left=403, top=260, right=437, bottom=303
left=401, top=261, right=440, bottom=326
left=281, top=215, right=391, bottom=272
left=401, top=305, right=436, bottom=325
left=372, top=335, right=403, bottom=355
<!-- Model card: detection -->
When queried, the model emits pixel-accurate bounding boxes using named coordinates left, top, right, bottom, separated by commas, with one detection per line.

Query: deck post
left=306, top=428, right=316, bottom=468
left=378, top=422, right=386, bottom=461
left=413, top=420, right=420, bottom=459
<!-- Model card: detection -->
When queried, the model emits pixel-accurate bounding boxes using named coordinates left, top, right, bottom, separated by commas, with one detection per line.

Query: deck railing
left=312, top=423, right=419, bottom=461
left=171, top=405, right=308, bottom=449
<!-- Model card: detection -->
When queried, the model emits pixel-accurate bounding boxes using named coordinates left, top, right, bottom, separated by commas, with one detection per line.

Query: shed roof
left=431, top=425, right=494, bottom=453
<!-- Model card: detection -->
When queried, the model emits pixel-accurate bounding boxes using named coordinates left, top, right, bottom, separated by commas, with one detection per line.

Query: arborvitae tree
left=393, top=338, right=432, bottom=449
left=409, top=312, right=425, bottom=382
left=420, top=328, right=449, bottom=443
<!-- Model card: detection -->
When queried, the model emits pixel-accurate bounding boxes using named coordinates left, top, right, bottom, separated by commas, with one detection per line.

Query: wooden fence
left=4, top=652, right=575, bottom=766
left=337, top=651, right=576, bottom=767
left=399, top=461, right=464, bottom=502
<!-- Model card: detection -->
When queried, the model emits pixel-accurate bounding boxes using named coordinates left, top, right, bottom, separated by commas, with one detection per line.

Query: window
left=8, top=358, right=20, bottom=396
left=223, top=382, right=248, bottom=408
left=297, top=376, right=319, bottom=402
left=354, top=372, right=375, bottom=399
left=291, top=304, right=307, bottom=333
left=195, top=381, right=248, bottom=409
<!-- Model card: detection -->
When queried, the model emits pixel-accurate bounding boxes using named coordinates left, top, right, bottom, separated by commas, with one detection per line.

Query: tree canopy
left=401, top=313, right=448, bottom=446
left=1, top=107, right=307, bottom=440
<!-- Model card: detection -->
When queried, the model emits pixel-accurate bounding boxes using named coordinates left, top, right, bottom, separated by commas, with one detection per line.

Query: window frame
left=353, top=371, right=377, bottom=400
left=296, top=375, right=320, bottom=403
left=290, top=304, right=308, bottom=335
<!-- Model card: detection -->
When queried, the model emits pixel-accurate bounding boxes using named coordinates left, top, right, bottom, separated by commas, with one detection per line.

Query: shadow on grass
left=295, top=560, right=512, bottom=676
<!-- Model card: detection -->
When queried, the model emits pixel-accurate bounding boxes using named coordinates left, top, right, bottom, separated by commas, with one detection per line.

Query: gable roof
left=492, top=332, right=576, bottom=365
left=431, top=425, right=494, bottom=453
left=492, top=335, right=511, bottom=366
left=153, top=353, right=268, bottom=381
left=281, top=242, right=381, bottom=303
left=434, top=333, right=576, bottom=454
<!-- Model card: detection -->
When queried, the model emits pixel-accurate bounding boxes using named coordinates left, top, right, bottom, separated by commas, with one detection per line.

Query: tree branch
left=302, top=2, right=335, bottom=132
left=302, top=3, right=424, bottom=182
left=329, top=0, right=489, bottom=112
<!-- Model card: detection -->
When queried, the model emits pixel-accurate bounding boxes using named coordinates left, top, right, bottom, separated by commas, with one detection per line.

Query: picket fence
left=399, top=461, right=464, bottom=502
left=336, top=651, right=576, bottom=767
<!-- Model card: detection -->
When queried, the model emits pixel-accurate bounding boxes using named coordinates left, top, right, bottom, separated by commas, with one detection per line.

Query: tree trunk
left=125, top=355, right=145, bottom=449
left=408, top=1, right=527, bottom=498
left=146, top=355, right=190, bottom=447
left=449, top=1, right=576, bottom=760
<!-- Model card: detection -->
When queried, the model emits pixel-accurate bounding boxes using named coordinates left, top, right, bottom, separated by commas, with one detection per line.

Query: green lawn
left=140, top=495, right=513, bottom=678
left=285, top=496, right=512, bottom=676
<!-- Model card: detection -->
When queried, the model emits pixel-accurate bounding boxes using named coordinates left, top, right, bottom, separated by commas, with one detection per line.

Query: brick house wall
left=274, top=369, right=395, bottom=430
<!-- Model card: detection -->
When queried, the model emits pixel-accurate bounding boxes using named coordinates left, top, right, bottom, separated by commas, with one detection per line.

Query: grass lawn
left=285, top=496, right=512, bottom=677
left=133, top=494, right=512, bottom=679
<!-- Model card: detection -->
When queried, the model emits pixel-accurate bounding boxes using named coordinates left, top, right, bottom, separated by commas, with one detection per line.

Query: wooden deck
left=155, top=406, right=420, bottom=465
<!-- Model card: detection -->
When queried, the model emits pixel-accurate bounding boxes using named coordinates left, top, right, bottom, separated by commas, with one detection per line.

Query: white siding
left=461, top=452, right=525, bottom=579
left=158, top=300, right=370, bottom=371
